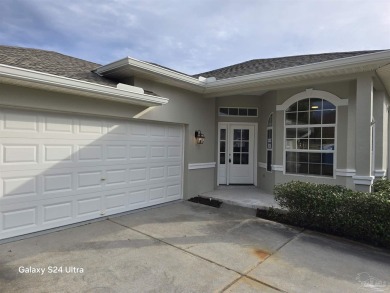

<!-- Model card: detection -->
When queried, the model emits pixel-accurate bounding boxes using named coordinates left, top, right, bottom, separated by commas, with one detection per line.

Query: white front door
left=218, top=123, right=256, bottom=185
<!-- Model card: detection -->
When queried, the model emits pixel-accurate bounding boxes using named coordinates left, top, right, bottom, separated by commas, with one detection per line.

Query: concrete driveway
left=1, top=201, right=389, bottom=293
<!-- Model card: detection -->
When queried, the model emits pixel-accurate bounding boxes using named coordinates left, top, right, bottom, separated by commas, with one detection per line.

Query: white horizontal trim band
left=335, top=169, right=356, bottom=177
left=258, top=162, right=267, bottom=169
left=336, top=169, right=386, bottom=178
left=374, top=169, right=386, bottom=177
left=272, top=165, right=284, bottom=172
left=353, top=175, right=375, bottom=185
left=188, top=162, right=216, bottom=170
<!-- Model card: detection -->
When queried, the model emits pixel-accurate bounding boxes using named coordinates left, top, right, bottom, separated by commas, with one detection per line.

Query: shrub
left=373, top=178, right=390, bottom=195
left=272, top=181, right=390, bottom=248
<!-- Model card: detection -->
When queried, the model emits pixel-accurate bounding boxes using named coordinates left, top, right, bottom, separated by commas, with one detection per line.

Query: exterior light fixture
left=195, top=130, right=205, bottom=144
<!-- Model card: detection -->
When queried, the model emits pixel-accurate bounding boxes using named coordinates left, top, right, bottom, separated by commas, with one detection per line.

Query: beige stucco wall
left=216, top=79, right=363, bottom=193
left=2, top=71, right=387, bottom=197
left=133, top=78, right=216, bottom=198
left=0, top=81, right=216, bottom=199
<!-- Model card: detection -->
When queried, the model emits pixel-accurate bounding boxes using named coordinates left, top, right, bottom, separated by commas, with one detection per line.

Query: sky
left=1, top=0, right=390, bottom=74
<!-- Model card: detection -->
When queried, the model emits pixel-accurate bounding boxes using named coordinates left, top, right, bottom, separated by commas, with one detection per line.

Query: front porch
left=199, top=185, right=281, bottom=213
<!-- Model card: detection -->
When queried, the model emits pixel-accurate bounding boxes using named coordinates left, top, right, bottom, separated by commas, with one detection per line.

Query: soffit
left=96, top=50, right=390, bottom=97
left=0, top=65, right=168, bottom=107
left=376, top=64, right=390, bottom=95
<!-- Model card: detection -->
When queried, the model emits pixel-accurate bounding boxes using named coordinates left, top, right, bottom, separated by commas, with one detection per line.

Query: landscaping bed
left=256, top=180, right=390, bottom=248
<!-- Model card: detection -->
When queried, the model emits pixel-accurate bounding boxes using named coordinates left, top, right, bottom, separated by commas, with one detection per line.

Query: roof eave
left=204, top=50, right=390, bottom=97
left=95, top=57, right=206, bottom=93
left=0, top=64, right=168, bottom=107
left=96, top=51, right=390, bottom=97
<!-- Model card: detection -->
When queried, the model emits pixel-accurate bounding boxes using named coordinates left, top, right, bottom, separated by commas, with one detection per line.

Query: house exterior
left=0, top=45, right=389, bottom=240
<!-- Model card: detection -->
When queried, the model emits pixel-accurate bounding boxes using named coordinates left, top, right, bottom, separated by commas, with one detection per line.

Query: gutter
left=95, top=57, right=205, bottom=89
left=96, top=50, right=390, bottom=96
left=0, top=64, right=169, bottom=107
left=204, top=50, right=390, bottom=90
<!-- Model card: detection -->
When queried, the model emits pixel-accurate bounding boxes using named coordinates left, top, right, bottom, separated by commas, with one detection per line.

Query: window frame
left=266, top=113, right=273, bottom=172
left=218, top=107, right=258, bottom=117
left=283, top=98, right=337, bottom=178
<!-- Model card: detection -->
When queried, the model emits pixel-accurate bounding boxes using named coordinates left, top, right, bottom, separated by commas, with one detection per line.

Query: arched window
left=266, top=113, right=273, bottom=172
left=285, top=98, right=336, bottom=176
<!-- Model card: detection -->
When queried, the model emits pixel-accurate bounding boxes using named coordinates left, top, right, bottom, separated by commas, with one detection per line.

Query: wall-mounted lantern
left=195, top=130, right=205, bottom=144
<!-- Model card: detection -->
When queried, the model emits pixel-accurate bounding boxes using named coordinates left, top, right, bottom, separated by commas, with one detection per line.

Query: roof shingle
left=0, top=46, right=385, bottom=84
left=193, top=51, right=385, bottom=80
left=0, top=45, right=117, bottom=87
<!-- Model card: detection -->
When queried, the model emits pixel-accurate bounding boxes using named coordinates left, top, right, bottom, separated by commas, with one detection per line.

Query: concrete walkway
left=1, top=201, right=389, bottom=292
left=200, top=185, right=281, bottom=211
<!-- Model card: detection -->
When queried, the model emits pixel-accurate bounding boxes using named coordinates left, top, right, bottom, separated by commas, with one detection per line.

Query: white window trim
left=276, top=88, right=348, bottom=111
left=281, top=91, right=339, bottom=178
left=218, top=107, right=258, bottom=117
left=266, top=113, right=273, bottom=172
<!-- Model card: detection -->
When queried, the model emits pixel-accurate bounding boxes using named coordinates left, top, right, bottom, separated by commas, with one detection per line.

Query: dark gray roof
left=0, top=45, right=117, bottom=87
left=193, top=50, right=385, bottom=80
left=0, top=46, right=386, bottom=85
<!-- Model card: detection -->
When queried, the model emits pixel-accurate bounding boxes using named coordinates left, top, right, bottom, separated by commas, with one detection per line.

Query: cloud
left=0, top=0, right=389, bottom=74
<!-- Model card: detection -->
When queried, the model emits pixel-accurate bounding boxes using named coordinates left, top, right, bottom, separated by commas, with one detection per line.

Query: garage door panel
left=129, top=123, right=148, bottom=137
left=0, top=170, right=39, bottom=202
left=77, top=144, right=103, bottom=162
left=150, top=186, right=166, bottom=201
left=105, top=168, right=128, bottom=187
left=150, top=145, right=166, bottom=159
left=2, top=111, right=39, bottom=133
left=78, top=118, right=104, bottom=135
left=168, top=145, right=182, bottom=159
left=76, top=195, right=102, bottom=218
left=43, top=172, right=73, bottom=194
left=149, top=166, right=165, bottom=181
left=2, top=144, right=39, bottom=165
left=129, top=144, right=149, bottom=161
left=44, top=144, right=74, bottom=163
left=2, top=206, right=37, bottom=231
left=150, top=125, right=166, bottom=138
left=43, top=201, right=73, bottom=224
left=128, top=188, right=148, bottom=206
left=129, top=167, right=148, bottom=184
left=167, top=165, right=181, bottom=178
left=167, top=184, right=182, bottom=198
left=44, top=116, right=74, bottom=134
left=106, top=121, right=128, bottom=136
left=106, top=144, right=127, bottom=161
left=0, top=110, right=183, bottom=240
left=103, top=192, right=127, bottom=215
left=77, top=170, right=104, bottom=190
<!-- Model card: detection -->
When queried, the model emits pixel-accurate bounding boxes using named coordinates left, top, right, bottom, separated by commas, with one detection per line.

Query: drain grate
left=188, top=196, right=223, bottom=208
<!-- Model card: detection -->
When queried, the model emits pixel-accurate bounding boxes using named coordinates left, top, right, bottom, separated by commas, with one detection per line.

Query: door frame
left=217, top=122, right=258, bottom=186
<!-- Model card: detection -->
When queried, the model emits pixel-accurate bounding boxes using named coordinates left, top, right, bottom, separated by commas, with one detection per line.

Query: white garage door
left=0, top=108, right=183, bottom=240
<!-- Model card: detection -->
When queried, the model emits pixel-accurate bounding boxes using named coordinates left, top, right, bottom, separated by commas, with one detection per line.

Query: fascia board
left=0, top=64, right=169, bottom=107
left=95, top=50, right=390, bottom=96
left=94, top=57, right=131, bottom=75
left=204, top=50, right=390, bottom=91
left=96, top=57, right=205, bottom=87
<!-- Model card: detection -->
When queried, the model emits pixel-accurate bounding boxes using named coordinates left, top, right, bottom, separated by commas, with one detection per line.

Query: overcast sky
left=1, top=0, right=389, bottom=74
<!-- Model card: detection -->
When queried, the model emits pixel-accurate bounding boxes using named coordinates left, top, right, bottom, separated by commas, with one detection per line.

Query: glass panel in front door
left=232, top=129, right=249, bottom=165
left=219, top=128, right=226, bottom=164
